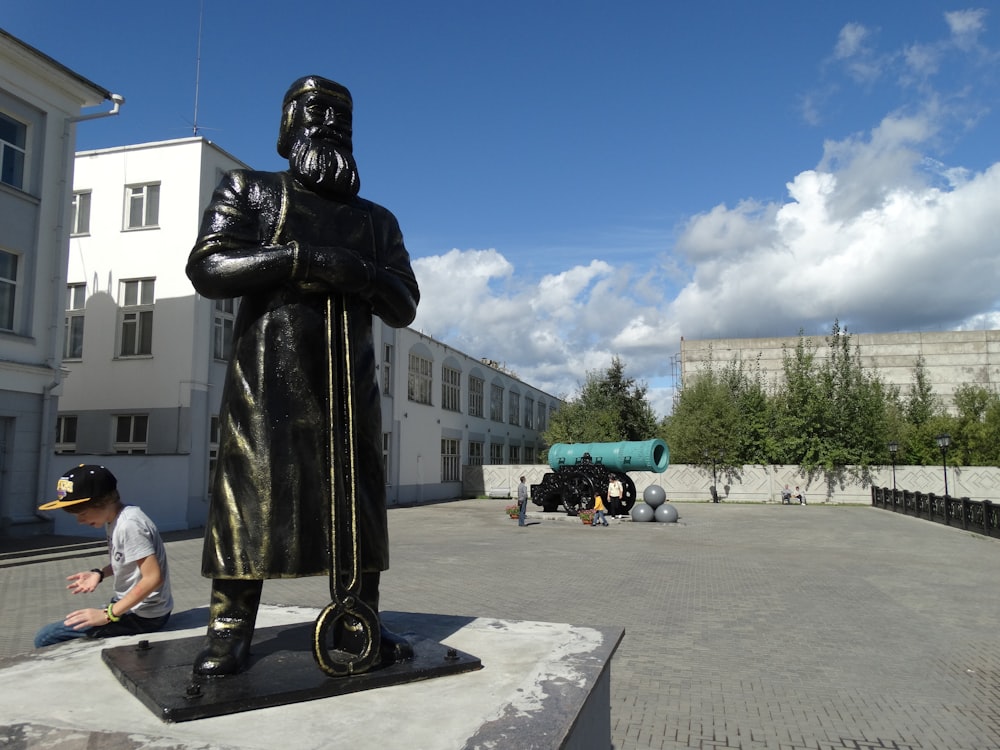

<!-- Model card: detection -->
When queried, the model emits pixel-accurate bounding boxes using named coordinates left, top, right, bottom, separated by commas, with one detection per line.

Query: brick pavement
left=3, top=500, right=999, bottom=750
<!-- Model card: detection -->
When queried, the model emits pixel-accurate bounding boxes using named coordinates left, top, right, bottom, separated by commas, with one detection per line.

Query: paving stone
left=4, top=501, right=999, bottom=749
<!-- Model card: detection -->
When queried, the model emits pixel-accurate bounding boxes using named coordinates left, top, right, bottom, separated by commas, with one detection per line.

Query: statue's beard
left=288, top=134, right=360, bottom=198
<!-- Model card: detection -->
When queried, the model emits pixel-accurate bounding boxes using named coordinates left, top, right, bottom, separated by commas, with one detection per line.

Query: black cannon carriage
left=530, top=439, right=670, bottom=515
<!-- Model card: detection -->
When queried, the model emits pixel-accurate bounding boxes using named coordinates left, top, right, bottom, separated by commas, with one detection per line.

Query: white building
left=0, top=29, right=117, bottom=537
left=51, top=137, right=559, bottom=536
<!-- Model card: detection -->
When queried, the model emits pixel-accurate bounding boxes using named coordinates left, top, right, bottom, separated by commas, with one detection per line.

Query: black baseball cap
left=39, top=464, right=118, bottom=511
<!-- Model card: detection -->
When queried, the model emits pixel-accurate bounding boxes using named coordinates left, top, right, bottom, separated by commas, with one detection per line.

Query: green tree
left=543, top=357, right=658, bottom=450
left=951, top=383, right=998, bottom=465
left=720, top=355, right=772, bottom=466
left=666, top=323, right=1000, bottom=476
left=905, top=355, right=939, bottom=426
left=771, top=323, right=897, bottom=492
left=983, top=398, right=1000, bottom=466
left=770, top=331, right=824, bottom=466
left=662, top=368, right=736, bottom=464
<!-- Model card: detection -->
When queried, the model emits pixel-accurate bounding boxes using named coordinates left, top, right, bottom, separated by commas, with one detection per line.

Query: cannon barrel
left=547, top=439, right=669, bottom=474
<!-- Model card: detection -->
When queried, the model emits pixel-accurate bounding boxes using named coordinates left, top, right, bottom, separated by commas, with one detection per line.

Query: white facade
left=54, top=138, right=247, bottom=535
left=379, top=327, right=560, bottom=506
left=51, top=137, right=560, bottom=536
left=0, top=29, right=112, bottom=536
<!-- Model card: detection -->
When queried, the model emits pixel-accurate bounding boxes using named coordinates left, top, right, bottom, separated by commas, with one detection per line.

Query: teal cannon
left=531, top=439, right=670, bottom=515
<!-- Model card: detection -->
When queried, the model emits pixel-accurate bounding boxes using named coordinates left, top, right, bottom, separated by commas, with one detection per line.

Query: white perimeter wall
left=465, top=463, right=991, bottom=505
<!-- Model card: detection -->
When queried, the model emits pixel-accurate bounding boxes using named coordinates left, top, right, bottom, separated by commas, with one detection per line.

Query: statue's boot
left=193, top=578, right=263, bottom=676
left=347, top=572, right=413, bottom=664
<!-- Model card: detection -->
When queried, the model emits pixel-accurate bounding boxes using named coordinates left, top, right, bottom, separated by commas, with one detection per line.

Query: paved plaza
left=2, top=500, right=999, bottom=749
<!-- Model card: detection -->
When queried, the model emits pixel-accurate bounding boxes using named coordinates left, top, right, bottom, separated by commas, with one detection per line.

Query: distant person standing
left=517, top=476, right=529, bottom=526
left=608, top=476, right=624, bottom=519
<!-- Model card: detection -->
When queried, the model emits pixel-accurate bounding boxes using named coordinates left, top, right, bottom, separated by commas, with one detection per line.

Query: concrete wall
left=464, top=463, right=993, bottom=505
left=45, top=454, right=200, bottom=537
left=680, top=330, right=1000, bottom=412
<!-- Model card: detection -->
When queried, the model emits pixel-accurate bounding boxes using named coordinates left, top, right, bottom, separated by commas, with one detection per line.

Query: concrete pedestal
left=0, top=605, right=622, bottom=749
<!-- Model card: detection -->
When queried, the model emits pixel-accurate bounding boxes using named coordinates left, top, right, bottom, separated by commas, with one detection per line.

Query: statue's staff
left=312, top=296, right=381, bottom=676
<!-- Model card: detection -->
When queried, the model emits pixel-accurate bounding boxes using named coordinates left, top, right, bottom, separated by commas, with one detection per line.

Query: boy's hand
left=64, top=608, right=110, bottom=630
left=66, top=571, right=100, bottom=594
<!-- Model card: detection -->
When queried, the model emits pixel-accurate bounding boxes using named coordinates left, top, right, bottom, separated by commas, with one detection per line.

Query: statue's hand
left=297, top=245, right=374, bottom=296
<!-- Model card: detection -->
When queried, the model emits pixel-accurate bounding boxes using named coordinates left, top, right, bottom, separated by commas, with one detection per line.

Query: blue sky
left=6, top=2, right=1000, bottom=415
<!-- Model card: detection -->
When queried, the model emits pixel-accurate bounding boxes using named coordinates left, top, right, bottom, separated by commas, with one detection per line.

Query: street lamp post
left=936, top=434, right=951, bottom=497
left=887, top=441, right=898, bottom=492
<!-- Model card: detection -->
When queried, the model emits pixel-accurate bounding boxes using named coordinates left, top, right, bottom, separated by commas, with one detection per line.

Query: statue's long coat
left=186, top=170, right=419, bottom=579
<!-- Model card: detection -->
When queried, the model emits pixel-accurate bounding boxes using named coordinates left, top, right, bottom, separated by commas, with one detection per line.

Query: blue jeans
left=594, top=510, right=608, bottom=525
left=34, top=610, right=171, bottom=648
left=518, top=500, right=527, bottom=525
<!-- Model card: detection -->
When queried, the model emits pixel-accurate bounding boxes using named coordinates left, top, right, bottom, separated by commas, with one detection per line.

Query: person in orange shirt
left=592, top=495, right=609, bottom=527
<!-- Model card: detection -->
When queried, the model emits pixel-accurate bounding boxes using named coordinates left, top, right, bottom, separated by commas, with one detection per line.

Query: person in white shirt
left=34, top=465, right=172, bottom=648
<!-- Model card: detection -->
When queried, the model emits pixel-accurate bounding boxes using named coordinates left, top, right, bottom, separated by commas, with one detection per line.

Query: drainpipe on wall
left=33, top=94, right=125, bottom=521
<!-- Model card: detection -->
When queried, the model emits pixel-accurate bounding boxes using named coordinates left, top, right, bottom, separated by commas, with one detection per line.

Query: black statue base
left=101, top=620, right=482, bottom=723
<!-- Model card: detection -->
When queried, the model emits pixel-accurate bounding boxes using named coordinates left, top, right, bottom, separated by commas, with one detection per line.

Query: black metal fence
left=871, top=486, right=1000, bottom=538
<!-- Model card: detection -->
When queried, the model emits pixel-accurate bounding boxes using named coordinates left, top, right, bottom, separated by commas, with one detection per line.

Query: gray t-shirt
left=107, top=505, right=173, bottom=619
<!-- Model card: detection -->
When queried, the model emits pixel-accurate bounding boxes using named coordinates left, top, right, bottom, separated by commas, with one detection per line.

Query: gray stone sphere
left=654, top=503, right=679, bottom=523
left=631, top=502, right=655, bottom=522
left=643, top=484, right=666, bottom=508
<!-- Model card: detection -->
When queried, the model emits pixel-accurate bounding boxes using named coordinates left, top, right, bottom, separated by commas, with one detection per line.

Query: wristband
left=106, top=603, right=121, bottom=623
left=91, top=568, right=104, bottom=583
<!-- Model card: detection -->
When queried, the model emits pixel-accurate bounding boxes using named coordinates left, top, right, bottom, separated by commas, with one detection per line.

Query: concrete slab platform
left=0, top=604, right=623, bottom=749
left=102, top=621, right=482, bottom=723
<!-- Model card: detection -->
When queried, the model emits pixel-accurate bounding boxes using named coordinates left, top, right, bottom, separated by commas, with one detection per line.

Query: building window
left=55, top=416, right=78, bottom=454
left=508, top=392, right=520, bottom=425
left=490, top=442, right=504, bottom=465
left=382, top=344, right=393, bottom=395
left=124, top=183, right=160, bottom=229
left=63, top=283, right=86, bottom=359
left=0, top=249, right=17, bottom=332
left=525, top=446, right=536, bottom=464
left=525, top=397, right=534, bottom=429
left=71, top=191, right=91, bottom=235
left=114, top=414, right=148, bottom=454
left=442, top=366, right=461, bottom=412
left=0, top=113, right=26, bottom=190
left=213, top=298, right=235, bottom=360
left=119, top=279, right=154, bottom=356
left=468, top=441, right=483, bottom=467
left=490, top=384, right=504, bottom=422
left=468, top=376, right=484, bottom=418
left=208, top=415, right=220, bottom=493
left=509, top=445, right=521, bottom=464
left=537, top=402, right=547, bottom=431
left=383, top=432, right=392, bottom=484
left=408, top=353, right=433, bottom=404
left=442, top=438, right=460, bottom=482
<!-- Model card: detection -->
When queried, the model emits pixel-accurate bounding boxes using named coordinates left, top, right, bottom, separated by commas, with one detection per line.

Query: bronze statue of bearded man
left=186, top=76, right=420, bottom=676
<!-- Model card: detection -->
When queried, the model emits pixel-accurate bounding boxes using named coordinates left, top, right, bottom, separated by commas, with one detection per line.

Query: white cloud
left=410, top=138, right=1000, bottom=416
left=945, top=9, right=988, bottom=43
left=833, top=22, right=885, bottom=83
left=835, top=22, right=872, bottom=60
left=408, top=11, right=1000, bottom=419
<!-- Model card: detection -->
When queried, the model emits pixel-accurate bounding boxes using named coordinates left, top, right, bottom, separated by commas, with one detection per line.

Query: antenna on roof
left=192, top=0, right=205, bottom=135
